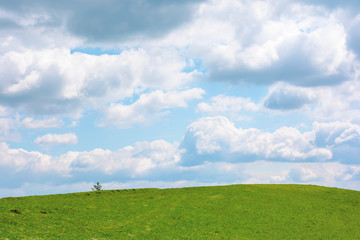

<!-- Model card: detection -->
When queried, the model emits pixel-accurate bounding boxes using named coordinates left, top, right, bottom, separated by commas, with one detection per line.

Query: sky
left=0, top=0, right=360, bottom=197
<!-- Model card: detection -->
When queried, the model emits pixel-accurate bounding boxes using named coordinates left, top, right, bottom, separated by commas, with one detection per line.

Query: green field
left=0, top=184, right=359, bottom=239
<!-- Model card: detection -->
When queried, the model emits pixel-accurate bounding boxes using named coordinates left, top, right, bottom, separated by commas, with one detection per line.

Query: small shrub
left=92, top=182, right=103, bottom=191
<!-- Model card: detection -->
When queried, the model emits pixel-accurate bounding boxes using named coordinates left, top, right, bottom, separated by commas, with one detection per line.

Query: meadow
left=0, top=184, right=359, bottom=239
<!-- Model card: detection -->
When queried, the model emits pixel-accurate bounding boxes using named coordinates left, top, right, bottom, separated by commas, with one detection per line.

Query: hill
left=0, top=184, right=359, bottom=239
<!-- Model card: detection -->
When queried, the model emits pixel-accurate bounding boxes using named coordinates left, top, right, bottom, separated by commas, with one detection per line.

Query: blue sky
left=1, top=0, right=360, bottom=197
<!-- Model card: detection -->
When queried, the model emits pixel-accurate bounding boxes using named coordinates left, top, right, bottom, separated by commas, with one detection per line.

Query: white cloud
left=163, top=0, right=357, bottom=86
left=311, top=80, right=360, bottom=123
left=0, top=0, right=360, bottom=197
left=312, top=121, right=360, bottom=164
left=1, top=160, right=359, bottom=198
left=197, top=95, right=259, bottom=119
left=102, top=88, right=205, bottom=128
left=0, top=47, right=199, bottom=118
left=0, top=142, right=53, bottom=172
left=261, top=79, right=360, bottom=124
left=21, top=117, right=63, bottom=129
left=180, top=116, right=360, bottom=166
left=68, top=140, right=181, bottom=176
left=0, top=131, right=359, bottom=197
left=0, top=139, right=182, bottom=188
left=263, top=82, right=317, bottom=110
left=34, top=133, right=78, bottom=146
left=0, top=118, right=15, bottom=140
left=243, top=160, right=360, bottom=189
left=5, top=70, right=40, bottom=94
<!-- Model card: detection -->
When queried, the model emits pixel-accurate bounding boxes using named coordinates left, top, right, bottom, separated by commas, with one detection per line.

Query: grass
left=0, top=184, right=359, bottom=239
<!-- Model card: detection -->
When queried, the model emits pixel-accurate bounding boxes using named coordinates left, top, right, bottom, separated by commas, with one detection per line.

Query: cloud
left=245, top=161, right=360, bottom=189
left=1, top=160, right=359, bottom=197
left=0, top=117, right=20, bottom=141
left=0, top=0, right=205, bottom=45
left=164, top=0, right=357, bottom=86
left=66, top=0, right=205, bottom=43
left=0, top=139, right=182, bottom=189
left=0, top=0, right=359, bottom=197
left=102, top=88, right=205, bottom=127
left=21, top=117, right=63, bottom=129
left=34, top=133, right=78, bottom=146
left=180, top=116, right=360, bottom=166
left=260, top=79, right=360, bottom=124
left=297, top=0, right=360, bottom=10
left=313, top=121, right=360, bottom=164
left=0, top=118, right=15, bottom=139
left=0, top=142, right=56, bottom=188
left=0, top=48, right=197, bottom=117
left=263, top=83, right=317, bottom=110
left=0, top=120, right=359, bottom=196
left=197, top=95, right=259, bottom=118
left=311, top=79, right=360, bottom=123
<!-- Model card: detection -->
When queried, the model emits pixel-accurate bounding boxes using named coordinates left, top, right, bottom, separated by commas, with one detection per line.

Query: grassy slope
left=0, top=184, right=359, bottom=239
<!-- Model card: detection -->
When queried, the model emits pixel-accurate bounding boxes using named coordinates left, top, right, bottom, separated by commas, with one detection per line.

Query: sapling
left=92, top=182, right=103, bottom=191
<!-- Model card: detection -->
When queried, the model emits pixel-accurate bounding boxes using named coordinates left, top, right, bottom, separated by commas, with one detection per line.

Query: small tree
left=92, top=182, right=103, bottom=191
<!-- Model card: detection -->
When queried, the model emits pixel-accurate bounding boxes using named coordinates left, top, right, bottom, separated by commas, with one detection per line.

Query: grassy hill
left=0, top=184, right=359, bottom=239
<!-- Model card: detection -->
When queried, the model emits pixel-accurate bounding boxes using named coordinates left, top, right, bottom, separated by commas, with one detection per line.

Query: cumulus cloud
left=102, top=88, right=205, bottom=127
left=1, top=159, right=359, bottom=197
left=260, top=79, right=360, bottom=125
left=313, top=121, right=360, bottom=164
left=0, top=116, right=360, bottom=196
left=180, top=116, right=360, bottom=166
left=311, top=79, right=360, bottom=123
left=245, top=161, right=360, bottom=189
left=197, top=95, right=259, bottom=119
left=0, top=48, right=197, bottom=117
left=0, top=140, right=182, bottom=189
left=34, top=133, right=78, bottom=146
left=164, top=0, right=357, bottom=86
left=263, top=83, right=317, bottom=110
left=0, top=0, right=360, bottom=197
left=21, top=117, right=63, bottom=129
left=180, top=116, right=332, bottom=166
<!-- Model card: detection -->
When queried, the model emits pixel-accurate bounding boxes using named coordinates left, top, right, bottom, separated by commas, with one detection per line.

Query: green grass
left=0, top=184, right=359, bottom=239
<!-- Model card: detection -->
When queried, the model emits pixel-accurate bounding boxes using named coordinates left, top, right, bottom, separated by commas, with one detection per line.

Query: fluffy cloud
left=260, top=79, right=360, bottom=125
left=34, top=133, right=78, bottom=146
left=164, top=0, right=357, bottom=86
left=313, top=121, right=360, bottom=164
left=311, top=80, right=360, bottom=123
left=21, top=117, right=63, bottom=129
left=1, top=160, right=359, bottom=197
left=0, top=0, right=360, bottom=197
left=197, top=95, right=259, bottom=119
left=0, top=142, right=56, bottom=188
left=0, top=48, right=197, bottom=117
left=245, top=161, right=360, bottom=189
left=263, top=83, right=317, bottom=110
left=102, top=88, right=205, bottom=127
left=181, top=116, right=333, bottom=166
left=0, top=140, right=182, bottom=188
left=180, top=116, right=360, bottom=166
left=0, top=117, right=359, bottom=196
